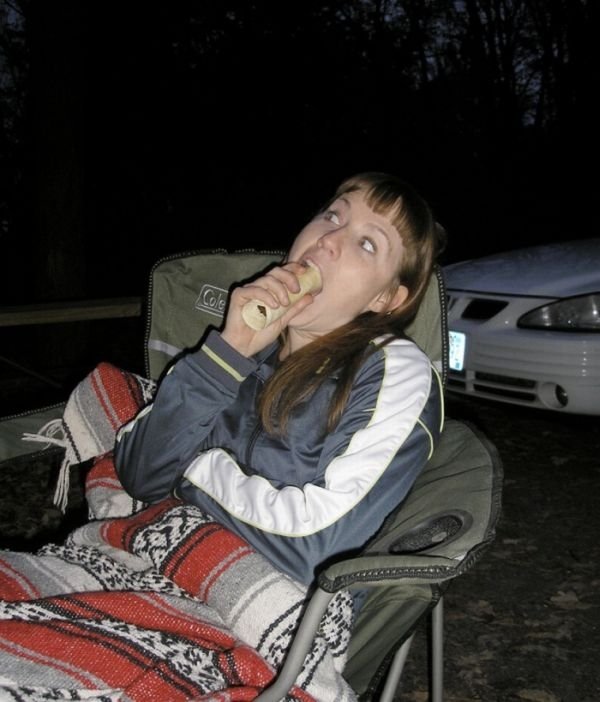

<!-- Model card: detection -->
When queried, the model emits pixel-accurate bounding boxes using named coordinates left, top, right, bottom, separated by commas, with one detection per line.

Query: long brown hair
left=259, top=172, right=444, bottom=436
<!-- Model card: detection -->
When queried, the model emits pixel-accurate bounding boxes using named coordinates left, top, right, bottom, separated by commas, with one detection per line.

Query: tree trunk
left=23, top=0, right=87, bottom=377
left=27, top=0, right=86, bottom=303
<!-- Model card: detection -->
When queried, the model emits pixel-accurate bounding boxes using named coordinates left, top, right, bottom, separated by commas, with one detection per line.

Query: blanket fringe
left=22, top=418, right=75, bottom=513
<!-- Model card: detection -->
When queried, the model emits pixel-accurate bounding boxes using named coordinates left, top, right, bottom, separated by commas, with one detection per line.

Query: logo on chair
left=195, top=284, right=229, bottom=318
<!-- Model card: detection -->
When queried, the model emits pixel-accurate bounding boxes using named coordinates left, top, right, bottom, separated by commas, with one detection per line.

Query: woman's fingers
left=257, top=265, right=303, bottom=307
left=238, top=263, right=304, bottom=310
left=220, top=263, right=310, bottom=357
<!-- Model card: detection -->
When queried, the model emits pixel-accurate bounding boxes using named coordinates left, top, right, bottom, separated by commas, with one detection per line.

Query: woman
left=115, top=172, right=445, bottom=586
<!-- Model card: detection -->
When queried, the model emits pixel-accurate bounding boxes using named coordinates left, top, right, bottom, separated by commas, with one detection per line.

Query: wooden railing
left=0, top=297, right=142, bottom=327
left=0, top=297, right=143, bottom=389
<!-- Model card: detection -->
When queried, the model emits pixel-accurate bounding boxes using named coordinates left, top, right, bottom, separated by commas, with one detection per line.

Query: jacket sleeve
left=114, top=330, right=258, bottom=501
left=175, top=338, right=444, bottom=585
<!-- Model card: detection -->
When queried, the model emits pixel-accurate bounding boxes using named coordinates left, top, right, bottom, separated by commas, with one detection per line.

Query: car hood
left=444, top=239, right=600, bottom=297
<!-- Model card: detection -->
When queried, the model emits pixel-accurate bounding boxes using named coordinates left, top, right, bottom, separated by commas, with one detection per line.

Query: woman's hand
left=220, top=262, right=316, bottom=357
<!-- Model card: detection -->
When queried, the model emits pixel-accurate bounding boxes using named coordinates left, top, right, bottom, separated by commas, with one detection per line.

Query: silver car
left=444, top=239, right=600, bottom=415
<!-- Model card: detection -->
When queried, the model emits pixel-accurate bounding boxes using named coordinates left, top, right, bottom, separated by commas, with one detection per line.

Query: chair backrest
left=143, top=249, right=449, bottom=382
left=144, top=249, right=285, bottom=380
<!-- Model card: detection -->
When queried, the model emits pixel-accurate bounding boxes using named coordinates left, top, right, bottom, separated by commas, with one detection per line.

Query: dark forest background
left=0, top=0, right=595, bottom=307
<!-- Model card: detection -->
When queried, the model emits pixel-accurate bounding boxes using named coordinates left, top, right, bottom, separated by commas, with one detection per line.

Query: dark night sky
left=88, top=7, right=594, bottom=294
left=1, top=2, right=595, bottom=302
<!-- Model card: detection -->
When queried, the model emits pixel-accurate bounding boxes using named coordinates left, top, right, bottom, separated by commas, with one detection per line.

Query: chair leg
left=431, top=596, right=444, bottom=702
left=378, top=633, right=415, bottom=702
left=378, top=596, right=445, bottom=702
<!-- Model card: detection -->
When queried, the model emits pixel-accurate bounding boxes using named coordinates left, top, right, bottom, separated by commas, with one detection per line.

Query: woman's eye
left=360, top=237, right=376, bottom=254
left=324, top=210, right=340, bottom=225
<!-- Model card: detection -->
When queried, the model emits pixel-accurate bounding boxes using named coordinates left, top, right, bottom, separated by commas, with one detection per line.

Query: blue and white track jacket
left=115, top=329, right=444, bottom=585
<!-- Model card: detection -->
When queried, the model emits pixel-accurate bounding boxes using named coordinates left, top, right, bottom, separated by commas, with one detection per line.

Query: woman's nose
left=317, top=229, right=343, bottom=258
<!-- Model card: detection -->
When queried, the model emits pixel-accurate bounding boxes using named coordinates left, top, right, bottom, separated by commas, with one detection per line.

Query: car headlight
left=518, top=293, right=600, bottom=331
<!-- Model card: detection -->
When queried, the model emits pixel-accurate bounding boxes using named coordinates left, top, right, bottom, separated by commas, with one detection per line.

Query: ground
left=0, top=389, right=598, bottom=701
left=395, top=397, right=600, bottom=702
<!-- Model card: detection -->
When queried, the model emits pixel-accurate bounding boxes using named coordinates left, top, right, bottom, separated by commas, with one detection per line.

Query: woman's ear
left=369, top=284, right=409, bottom=314
left=386, top=284, right=409, bottom=313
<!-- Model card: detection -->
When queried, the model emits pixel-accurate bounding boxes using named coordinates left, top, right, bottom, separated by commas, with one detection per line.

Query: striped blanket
left=0, top=364, right=355, bottom=701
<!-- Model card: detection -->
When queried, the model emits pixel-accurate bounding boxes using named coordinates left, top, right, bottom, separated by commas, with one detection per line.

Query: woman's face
left=286, top=188, right=408, bottom=337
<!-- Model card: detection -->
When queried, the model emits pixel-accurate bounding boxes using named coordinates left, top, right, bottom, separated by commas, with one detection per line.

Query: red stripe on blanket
left=85, top=452, right=121, bottom=494
left=100, top=497, right=179, bottom=551
left=121, top=366, right=148, bottom=413
left=162, top=524, right=255, bottom=600
left=93, top=362, right=146, bottom=429
left=0, top=559, right=41, bottom=602
left=86, top=477, right=120, bottom=490
left=216, top=648, right=270, bottom=691
left=50, top=592, right=237, bottom=649
left=86, top=453, right=119, bottom=480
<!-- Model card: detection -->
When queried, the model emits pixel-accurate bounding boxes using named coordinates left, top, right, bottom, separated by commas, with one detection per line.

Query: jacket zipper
left=434, top=263, right=450, bottom=388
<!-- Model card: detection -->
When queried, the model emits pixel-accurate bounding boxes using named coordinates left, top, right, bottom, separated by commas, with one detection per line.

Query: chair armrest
left=318, top=552, right=462, bottom=592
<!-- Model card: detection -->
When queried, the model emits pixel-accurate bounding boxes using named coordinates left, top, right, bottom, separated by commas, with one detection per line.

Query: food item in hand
left=242, top=264, right=322, bottom=330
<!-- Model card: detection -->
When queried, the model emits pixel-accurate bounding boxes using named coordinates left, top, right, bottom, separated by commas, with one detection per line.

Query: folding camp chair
left=0, top=249, right=502, bottom=700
